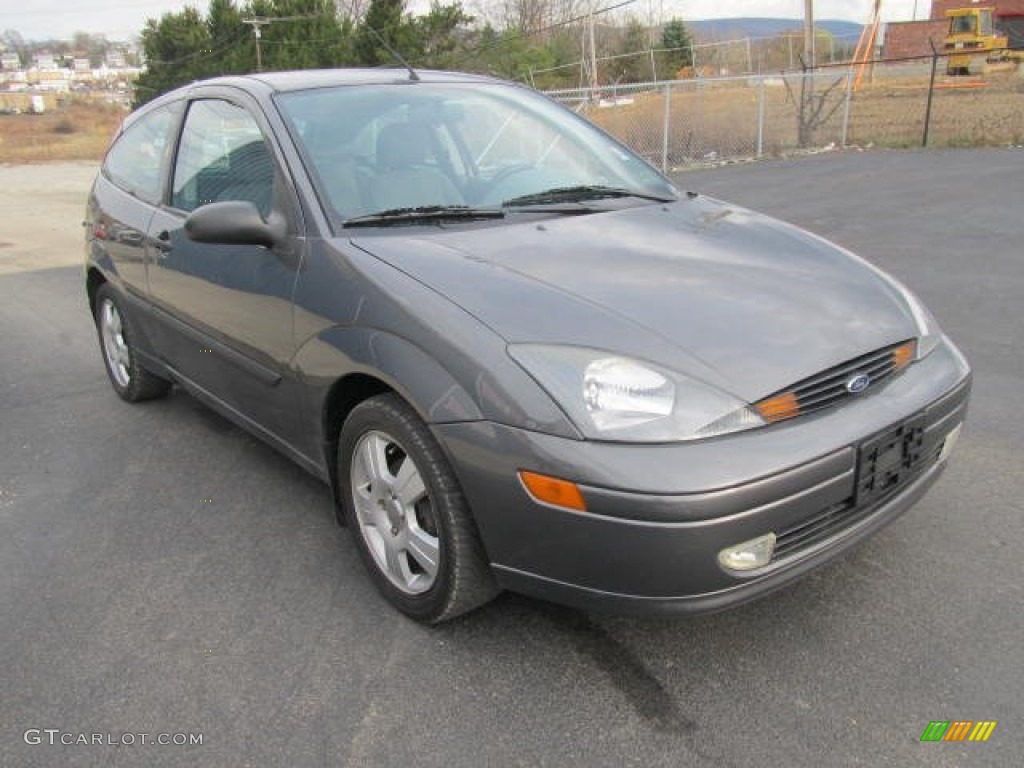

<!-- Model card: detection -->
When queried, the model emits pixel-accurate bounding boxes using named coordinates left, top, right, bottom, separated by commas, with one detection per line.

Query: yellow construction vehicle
left=944, top=7, right=1022, bottom=75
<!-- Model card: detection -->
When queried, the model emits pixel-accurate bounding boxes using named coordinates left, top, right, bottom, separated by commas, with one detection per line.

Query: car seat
left=369, top=123, right=464, bottom=211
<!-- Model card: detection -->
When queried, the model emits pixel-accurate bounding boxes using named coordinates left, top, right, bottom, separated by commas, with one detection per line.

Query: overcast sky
left=1, top=0, right=929, bottom=43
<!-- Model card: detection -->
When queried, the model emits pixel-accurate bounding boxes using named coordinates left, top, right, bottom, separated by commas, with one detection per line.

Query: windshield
left=276, top=81, right=677, bottom=225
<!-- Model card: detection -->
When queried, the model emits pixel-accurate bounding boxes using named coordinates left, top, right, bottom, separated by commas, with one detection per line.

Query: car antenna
left=368, top=26, right=420, bottom=82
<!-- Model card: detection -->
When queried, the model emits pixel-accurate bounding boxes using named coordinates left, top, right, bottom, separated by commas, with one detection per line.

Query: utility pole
left=242, top=17, right=269, bottom=72
left=800, top=0, right=816, bottom=149
left=804, top=0, right=816, bottom=70
left=241, top=14, right=316, bottom=73
left=589, top=7, right=598, bottom=91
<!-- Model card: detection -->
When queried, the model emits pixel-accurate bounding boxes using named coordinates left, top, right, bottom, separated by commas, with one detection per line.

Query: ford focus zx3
left=84, top=69, right=971, bottom=623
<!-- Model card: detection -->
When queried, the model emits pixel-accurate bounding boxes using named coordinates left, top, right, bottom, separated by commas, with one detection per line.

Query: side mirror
left=185, top=201, right=285, bottom=249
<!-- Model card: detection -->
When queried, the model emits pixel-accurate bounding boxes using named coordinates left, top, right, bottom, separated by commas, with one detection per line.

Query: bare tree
left=498, top=0, right=587, bottom=37
left=336, top=0, right=370, bottom=23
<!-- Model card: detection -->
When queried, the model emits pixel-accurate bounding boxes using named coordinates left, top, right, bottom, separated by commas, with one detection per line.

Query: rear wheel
left=94, top=283, right=170, bottom=402
left=338, top=393, right=498, bottom=623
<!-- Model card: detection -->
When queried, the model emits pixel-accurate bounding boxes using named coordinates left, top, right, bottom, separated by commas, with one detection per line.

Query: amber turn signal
left=892, top=340, right=917, bottom=371
left=518, top=470, right=587, bottom=512
left=754, top=391, right=800, bottom=423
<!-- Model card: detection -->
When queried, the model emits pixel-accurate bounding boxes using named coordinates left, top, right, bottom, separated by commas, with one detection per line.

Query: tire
left=338, top=393, right=498, bottom=623
left=94, top=283, right=171, bottom=402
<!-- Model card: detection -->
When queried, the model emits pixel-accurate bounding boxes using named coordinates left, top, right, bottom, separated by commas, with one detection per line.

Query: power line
left=242, top=14, right=329, bottom=71
left=437, top=0, right=640, bottom=69
left=144, top=32, right=249, bottom=68
left=258, top=37, right=345, bottom=47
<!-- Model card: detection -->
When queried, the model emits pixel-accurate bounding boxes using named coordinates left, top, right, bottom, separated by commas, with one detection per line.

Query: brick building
left=930, top=0, right=1024, bottom=19
left=884, top=0, right=1024, bottom=59
left=884, top=19, right=948, bottom=59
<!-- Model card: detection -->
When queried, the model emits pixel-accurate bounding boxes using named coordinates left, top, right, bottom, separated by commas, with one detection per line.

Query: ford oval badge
left=845, top=372, right=871, bottom=394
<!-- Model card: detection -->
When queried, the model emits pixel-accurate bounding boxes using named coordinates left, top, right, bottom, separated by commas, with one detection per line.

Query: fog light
left=718, top=533, right=777, bottom=572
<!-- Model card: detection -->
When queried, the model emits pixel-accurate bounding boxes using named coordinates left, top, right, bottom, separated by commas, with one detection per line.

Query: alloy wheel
left=349, top=430, right=440, bottom=595
left=99, top=297, right=131, bottom=389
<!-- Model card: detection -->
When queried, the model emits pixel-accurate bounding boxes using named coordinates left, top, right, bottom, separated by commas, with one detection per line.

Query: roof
left=212, top=68, right=503, bottom=94
left=127, top=68, right=516, bottom=128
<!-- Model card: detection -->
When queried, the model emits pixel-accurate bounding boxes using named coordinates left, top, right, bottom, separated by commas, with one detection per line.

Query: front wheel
left=338, top=394, right=498, bottom=623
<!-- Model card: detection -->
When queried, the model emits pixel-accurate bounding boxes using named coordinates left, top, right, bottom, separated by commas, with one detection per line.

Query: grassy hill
left=688, top=18, right=863, bottom=42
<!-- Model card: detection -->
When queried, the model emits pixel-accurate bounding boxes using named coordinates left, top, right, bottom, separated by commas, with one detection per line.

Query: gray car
left=84, top=69, right=970, bottom=623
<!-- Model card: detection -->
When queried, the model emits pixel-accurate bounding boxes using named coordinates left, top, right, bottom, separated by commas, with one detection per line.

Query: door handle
left=152, top=230, right=173, bottom=256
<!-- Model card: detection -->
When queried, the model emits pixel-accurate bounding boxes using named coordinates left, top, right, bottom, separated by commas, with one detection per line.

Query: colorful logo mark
left=920, top=721, right=997, bottom=743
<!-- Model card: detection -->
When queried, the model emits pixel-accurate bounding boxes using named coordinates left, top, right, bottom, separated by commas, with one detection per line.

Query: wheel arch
left=86, top=266, right=107, bottom=314
left=322, top=372, right=393, bottom=515
left=303, top=327, right=485, bottom=521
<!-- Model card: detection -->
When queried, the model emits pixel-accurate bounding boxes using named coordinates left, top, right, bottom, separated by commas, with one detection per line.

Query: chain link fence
left=544, top=56, right=1024, bottom=171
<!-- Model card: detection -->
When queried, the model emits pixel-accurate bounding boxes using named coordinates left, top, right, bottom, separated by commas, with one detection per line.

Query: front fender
left=294, top=325, right=484, bottom=425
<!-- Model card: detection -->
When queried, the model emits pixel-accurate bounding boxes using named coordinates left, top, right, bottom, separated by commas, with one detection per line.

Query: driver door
left=146, top=94, right=304, bottom=444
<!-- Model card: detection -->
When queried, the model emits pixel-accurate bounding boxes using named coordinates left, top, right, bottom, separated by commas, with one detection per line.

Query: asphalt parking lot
left=2, top=149, right=1022, bottom=767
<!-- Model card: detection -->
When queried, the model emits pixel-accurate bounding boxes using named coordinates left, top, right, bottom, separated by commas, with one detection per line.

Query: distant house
left=1, top=52, right=20, bottom=71
left=33, top=53, right=57, bottom=70
left=73, top=58, right=91, bottom=72
left=105, top=50, right=126, bottom=69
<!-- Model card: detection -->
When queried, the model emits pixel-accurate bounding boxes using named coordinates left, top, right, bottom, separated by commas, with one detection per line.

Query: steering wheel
left=475, top=163, right=537, bottom=204
left=484, top=163, right=534, bottom=189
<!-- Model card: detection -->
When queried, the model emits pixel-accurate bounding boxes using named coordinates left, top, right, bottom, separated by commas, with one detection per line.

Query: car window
left=277, top=83, right=676, bottom=222
left=171, top=99, right=275, bottom=217
left=455, top=98, right=593, bottom=179
left=104, top=105, right=176, bottom=204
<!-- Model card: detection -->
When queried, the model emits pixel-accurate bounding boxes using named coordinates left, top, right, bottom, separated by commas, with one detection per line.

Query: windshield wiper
left=502, top=185, right=676, bottom=207
left=343, top=205, right=505, bottom=228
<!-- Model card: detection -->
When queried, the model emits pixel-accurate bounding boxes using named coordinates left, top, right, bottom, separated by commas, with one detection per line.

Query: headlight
left=896, top=284, right=942, bottom=360
left=508, top=345, right=764, bottom=442
left=582, top=357, right=674, bottom=430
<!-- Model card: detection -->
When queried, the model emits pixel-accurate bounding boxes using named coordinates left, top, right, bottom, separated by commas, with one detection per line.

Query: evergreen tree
left=252, top=0, right=352, bottom=71
left=135, top=7, right=211, bottom=106
left=411, top=2, right=473, bottom=69
left=660, top=18, right=693, bottom=74
left=207, top=0, right=250, bottom=74
left=353, top=0, right=408, bottom=66
left=130, top=0, right=603, bottom=103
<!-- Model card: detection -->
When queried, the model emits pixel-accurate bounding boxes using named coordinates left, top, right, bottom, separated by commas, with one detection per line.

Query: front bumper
left=434, top=338, right=971, bottom=616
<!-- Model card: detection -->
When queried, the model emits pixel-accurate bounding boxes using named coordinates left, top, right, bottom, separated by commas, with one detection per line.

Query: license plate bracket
left=856, top=415, right=926, bottom=506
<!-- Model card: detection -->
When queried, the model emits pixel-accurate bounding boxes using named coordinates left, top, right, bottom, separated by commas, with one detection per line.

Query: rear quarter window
left=103, top=105, right=176, bottom=204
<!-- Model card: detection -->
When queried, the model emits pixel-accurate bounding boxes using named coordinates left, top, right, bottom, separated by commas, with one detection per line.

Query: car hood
left=349, top=196, right=920, bottom=402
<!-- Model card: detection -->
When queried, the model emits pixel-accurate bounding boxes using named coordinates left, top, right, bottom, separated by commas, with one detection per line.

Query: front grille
left=773, top=411, right=939, bottom=561
left=773, top=501, right=858, bottom=560
left=755, top=340, right=915, bottom=423
left=769, top=381, right=970, bottom=564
